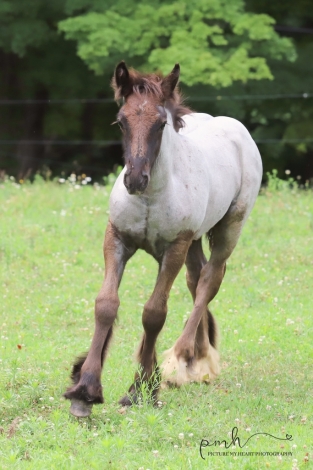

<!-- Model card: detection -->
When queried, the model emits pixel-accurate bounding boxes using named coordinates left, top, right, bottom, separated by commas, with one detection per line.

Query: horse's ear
left=113, top=61, right=133, bottom=99
left=161, top=64, right=180, bottom=98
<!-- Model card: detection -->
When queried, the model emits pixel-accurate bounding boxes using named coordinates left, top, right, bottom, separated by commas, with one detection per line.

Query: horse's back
left=205, top=115, right=263, bottom=205
left=178, top=113, right=262, bottom=235
left=181, top=113, right=262, bottom=193
left=179, top=113, right=214, bottom=135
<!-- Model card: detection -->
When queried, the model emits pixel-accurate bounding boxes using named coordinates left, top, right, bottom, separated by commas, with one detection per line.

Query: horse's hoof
left=69, top=399, right=93, bottom=417
left=118, top=394, right=136, bottom=407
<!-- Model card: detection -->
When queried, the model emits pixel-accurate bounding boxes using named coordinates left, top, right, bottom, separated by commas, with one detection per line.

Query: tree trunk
left=17, top=86, right=49, bottom=179
left=81, top=101, right=95, bottom=163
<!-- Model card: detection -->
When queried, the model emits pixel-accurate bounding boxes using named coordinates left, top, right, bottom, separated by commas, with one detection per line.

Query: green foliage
left=59, top=0, right=295, bottom=87
left=0, top=0, right=64, bottom=56
left=102, top=165, right=123, bottom=186
left=0, top=0, right=310, bottom=181
left=242, top=0, right=313, bottom=178
left=0, top=0, right=115, bottom=178
left=265, top=169, right=298, bottom=192
left=185, top=38, right=313, bottom=178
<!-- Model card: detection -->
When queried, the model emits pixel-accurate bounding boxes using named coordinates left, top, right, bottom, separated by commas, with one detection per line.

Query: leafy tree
left=0, top=0, right=311, bottom=181
left=0, top=0, right=119, bottom=178
left=59, top=0, right=295, bottom=87
left=60, top=0, right=313, bottom=181
left=241, top=0, right=313, bottom=180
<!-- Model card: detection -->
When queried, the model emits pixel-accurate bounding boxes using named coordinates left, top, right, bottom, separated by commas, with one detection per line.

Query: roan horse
left=64, top=62, right=263, bottom=417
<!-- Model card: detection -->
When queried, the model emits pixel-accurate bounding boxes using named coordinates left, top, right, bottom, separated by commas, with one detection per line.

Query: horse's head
left=112, top=61, right=181, bottom=195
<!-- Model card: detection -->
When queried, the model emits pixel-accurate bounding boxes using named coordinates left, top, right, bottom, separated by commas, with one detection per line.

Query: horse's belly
left=111, top=210, right=194, bottom=259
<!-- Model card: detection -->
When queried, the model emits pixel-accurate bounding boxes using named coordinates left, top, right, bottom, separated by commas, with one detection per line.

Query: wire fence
left=0, top=92, right=312, bottom=104
left=0, top=152, right=118, bottom=174
left=0, top=93, right=312, bottom=151
left=0, top=139, right=313, bottom=145
left=0, top=140, right=120, bottom=145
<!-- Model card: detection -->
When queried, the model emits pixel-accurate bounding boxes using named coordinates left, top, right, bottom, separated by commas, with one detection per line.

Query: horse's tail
left=207, top=308, right=218, bottom=348
left=69, top=326, right=113, bottom=385
left=207, top=228, right=214, bottom=251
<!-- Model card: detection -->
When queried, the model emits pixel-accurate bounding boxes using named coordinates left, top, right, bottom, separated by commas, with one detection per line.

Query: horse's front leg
left=64, top=222, right=135, bottom=417
left=119, top=232, right=193, bottom=406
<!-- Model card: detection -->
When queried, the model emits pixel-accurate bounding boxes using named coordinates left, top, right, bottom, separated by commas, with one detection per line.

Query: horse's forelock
left=113, top=68, right=192, bottom=131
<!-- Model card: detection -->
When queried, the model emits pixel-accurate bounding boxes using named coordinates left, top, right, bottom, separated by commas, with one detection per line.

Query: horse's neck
left=147, top=110, right=181, bottom=193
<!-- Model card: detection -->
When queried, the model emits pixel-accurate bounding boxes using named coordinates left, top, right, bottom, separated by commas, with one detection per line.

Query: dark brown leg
left=64, top=222, right=135, bottom=416
left=119, top=231, right=193, bottom=406
left=185, top=238, right=219, bottom=356
left=162, top=204, right=246, bottom=385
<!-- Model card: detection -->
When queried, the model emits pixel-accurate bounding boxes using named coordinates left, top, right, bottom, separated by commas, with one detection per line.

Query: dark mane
left=112, top=69, right=192, bottom=132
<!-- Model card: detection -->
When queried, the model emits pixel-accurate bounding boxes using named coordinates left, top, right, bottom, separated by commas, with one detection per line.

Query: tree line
left=0, top=0, right=312, bottom=182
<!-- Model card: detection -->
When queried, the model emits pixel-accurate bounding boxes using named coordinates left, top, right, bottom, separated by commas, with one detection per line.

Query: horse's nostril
left=124, top=171, right=149, bottom=194
left=124, top=174, right=130, bottom=189
left=142, top=174, right=148, bottom=187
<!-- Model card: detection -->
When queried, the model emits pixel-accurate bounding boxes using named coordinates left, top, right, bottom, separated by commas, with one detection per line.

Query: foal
left=64, top=62, right=262, bottom=417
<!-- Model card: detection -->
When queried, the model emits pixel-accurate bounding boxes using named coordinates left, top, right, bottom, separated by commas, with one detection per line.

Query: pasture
left=0, top=175, right=312, bottom=469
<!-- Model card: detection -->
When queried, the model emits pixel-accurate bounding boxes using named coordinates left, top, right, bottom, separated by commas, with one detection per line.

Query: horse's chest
left=110, top=193, right=194, bottom=258
left=145, top=206, right=186, bottom=245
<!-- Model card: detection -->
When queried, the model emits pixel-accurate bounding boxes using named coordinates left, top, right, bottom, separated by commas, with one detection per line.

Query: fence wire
left=0, top=93, right=312, bottom=105
left=1, top=94, right=312, bottom=152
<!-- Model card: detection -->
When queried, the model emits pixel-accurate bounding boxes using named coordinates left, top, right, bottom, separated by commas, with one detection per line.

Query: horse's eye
left=160, top=122, right=167, bottom=131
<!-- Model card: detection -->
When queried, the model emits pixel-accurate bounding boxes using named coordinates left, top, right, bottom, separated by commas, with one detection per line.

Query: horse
left=64, top=61, right=263, bottom=417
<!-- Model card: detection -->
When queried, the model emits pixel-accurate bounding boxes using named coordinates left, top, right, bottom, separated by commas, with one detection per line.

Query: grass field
left=0, top=175, right=312, bottom=469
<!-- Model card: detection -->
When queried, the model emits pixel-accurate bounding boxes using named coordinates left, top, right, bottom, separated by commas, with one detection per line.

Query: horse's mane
left=112, top=69, right=192, bottom=132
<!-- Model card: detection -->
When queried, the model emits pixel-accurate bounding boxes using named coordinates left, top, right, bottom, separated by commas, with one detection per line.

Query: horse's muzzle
left=124, top=171, right=149, bottom=195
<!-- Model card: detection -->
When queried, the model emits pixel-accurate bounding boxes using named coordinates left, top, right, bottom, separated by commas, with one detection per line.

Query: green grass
left=0, top=176, right=312, bottom=469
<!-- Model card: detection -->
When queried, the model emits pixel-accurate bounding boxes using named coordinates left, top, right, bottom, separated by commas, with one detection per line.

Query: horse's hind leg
left=161, top=203, right=247, bottom=385
left=119, top=232, right=193, bottom=406
left=185, top=238, right=220, bottom=351
left=64, top=222, right=135, bottom=417
left=187, top=239, right=220, bottom=376
left=161, top=238, right=221, bottom=384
